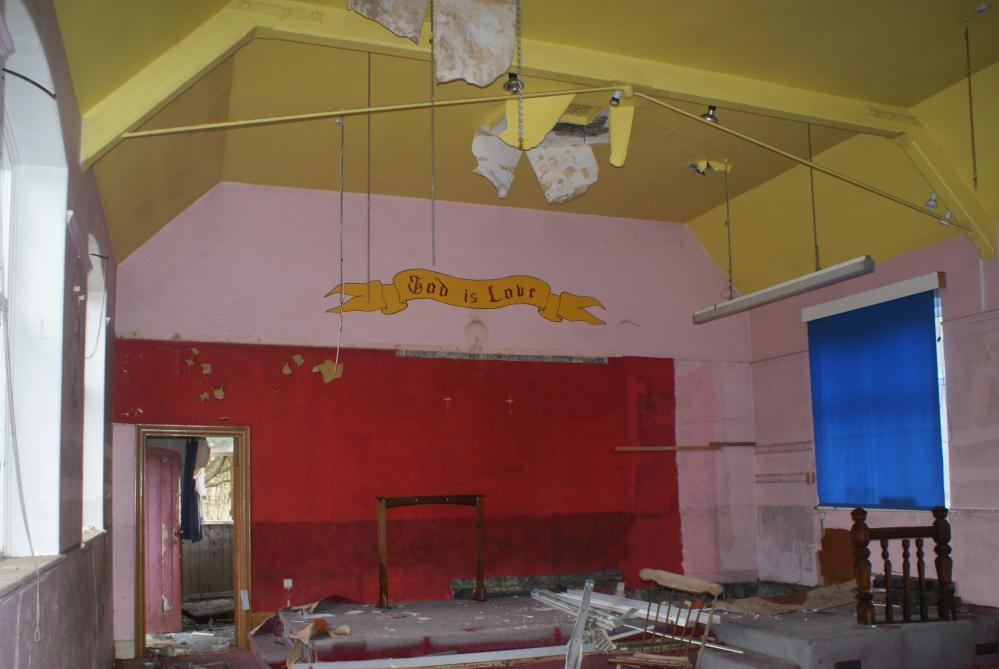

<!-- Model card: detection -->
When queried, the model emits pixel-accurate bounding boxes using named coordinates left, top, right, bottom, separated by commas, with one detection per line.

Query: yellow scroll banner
left=327, top=269, right=605, bottom=325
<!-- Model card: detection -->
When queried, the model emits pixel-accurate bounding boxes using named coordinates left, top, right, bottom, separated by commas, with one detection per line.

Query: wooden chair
left=610, top=569, right=723, bottom=669
left=851, top=506, right=957, bottom=624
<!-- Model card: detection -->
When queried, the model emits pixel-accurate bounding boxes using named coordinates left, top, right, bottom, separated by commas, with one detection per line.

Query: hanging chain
left=724, top=162, right=734, bottom=300
left=515, top=0, right=524, bottom=149
left=429, top=0, right=437, bottom=266
left=807, top=124, right=821, bottom=271
left=366, top=52, right=372, bottom=299
left=964, top=18, right=979, bottom=191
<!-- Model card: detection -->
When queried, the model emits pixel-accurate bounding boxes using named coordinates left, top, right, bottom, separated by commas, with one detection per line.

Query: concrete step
left=700, top=646, right=800, bottom=669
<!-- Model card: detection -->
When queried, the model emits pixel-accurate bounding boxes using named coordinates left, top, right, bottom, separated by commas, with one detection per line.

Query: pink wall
left=116, top=182, right=749, bottom=362
left=111, top=182, right=756, bottom=641
left=749, top=227, right=999, bottom=604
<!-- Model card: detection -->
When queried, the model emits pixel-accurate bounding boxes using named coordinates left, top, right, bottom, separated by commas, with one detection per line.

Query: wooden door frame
left=135, top=424, right=252, bottom=655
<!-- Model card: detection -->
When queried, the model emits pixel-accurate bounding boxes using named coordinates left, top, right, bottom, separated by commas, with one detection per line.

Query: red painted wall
left=114, top=340, right=680, bottom=610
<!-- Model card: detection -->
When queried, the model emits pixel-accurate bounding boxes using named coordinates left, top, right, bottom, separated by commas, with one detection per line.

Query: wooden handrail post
left=851, top=507, right=875, bottom=625
left=932, top=506, right=956, bottom=620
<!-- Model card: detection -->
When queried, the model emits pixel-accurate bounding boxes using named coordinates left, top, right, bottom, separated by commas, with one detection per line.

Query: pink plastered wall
left=112, top=182, right=757, bottom=641
left=749, top=227, right=999, bottom=604
left=116, top=182, right=749, bottom=362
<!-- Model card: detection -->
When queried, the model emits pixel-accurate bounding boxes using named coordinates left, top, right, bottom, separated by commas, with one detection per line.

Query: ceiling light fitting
left=699, top=105, right=719, bottom=124
left=693, top=256, right=876, bottom=324
left=502, top=72, right=525, bottom=94
left=939, top=211, right=953, bottom=227
left=924, top=191, right=938, bottom=210
left=609, top=90, right=622, bottom=107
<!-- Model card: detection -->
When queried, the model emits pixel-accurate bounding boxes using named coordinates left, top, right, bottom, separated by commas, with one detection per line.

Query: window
left=82, top=234, right=107, bottom=533
left=808, top=289, right=948, bottom=510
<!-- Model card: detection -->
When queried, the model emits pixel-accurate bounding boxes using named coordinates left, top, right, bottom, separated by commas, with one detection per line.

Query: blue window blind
left=808, top=291, right=944, bottom=509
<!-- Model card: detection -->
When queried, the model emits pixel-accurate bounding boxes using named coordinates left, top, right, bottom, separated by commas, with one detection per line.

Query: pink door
left=145, top=447, right=183, bottom=633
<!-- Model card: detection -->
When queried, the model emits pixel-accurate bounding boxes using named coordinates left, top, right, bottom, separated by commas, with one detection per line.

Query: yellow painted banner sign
left=327, top=269, right=605, bottom=325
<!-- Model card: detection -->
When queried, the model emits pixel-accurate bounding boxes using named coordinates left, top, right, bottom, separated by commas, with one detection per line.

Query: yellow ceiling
left=55, top=0, right=998, bottom=281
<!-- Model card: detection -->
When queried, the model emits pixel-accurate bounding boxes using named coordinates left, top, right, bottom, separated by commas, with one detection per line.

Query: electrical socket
left=283, top=578, right=293, bottom=590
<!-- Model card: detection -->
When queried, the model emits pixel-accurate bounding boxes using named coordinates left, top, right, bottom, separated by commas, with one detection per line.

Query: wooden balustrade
left=850, top=506, right=956, bottom=625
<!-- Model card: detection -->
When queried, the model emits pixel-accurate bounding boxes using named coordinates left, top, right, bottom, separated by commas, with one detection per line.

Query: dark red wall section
left=114, top=340, right=680, bottom=611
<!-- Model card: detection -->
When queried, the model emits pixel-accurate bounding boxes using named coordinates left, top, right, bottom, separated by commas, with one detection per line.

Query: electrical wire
left=334, top=119, right=345, bottom=369
left=429, top=0, right=437, bottom=267
left=807, top=124, right=822, bottom=272
left=723, top=162, right=734, bottom=301
left=963, top=18, right=979, bottom=191
left=515, top=0, right=524, bottom=149
left=366, top=53, right=372, bottom=300
left=1, top=68, right=56, bottom=100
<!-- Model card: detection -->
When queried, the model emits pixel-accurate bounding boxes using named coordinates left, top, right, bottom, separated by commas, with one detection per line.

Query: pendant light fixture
left=692, top=128, right=875, bottom=325
left=699, top=105, right=719, bottom=124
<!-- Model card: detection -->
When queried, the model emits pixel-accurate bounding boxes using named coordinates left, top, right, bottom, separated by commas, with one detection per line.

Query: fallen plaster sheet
left=473, top=114, right=609, bottom=202
left=715, top=581, right=856, bottom=616
left=434, top=0, right=515, bottom=87
left=527, top=144, right=599, bottom=204
left=348, top=0, right=427, bottom=42
left=472, top=127, right=521, bottom=198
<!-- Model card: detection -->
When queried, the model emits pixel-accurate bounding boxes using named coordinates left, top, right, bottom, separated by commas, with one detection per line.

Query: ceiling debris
left=498, top=94, right=575, bottom=150
left=347, top=0, right=428, bottom=43
left=526, top=144, right=599, bottom=204
left=434, top=0, right=516, bottom=87
left=608, top=102, right=634, bottom=167
left=472, top=128, right=522, bottom=198
left=313, top=359, right=344, bottom=383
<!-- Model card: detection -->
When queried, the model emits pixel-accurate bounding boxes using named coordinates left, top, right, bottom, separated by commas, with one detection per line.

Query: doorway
left=135, top=425, right=251, bottom=656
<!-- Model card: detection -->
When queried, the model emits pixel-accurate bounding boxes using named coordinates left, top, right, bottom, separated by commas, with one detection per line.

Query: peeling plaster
left=201, top=363, right=212, bottom=374
left=198, top=392, right=210, bottom=402
left=313, top=359, right=344, bottom=383
left=292, top=354, right=305, bottom=366
left=434, top=0, right=515, bottom=87
left=213, top=386, right=225, bottom=400
left=526, top=144, right=599, bottom=204
left=282, top=363, right=293, bottom=375
left=347, top=0, right=427, bottom=42
left=472, top=128, right=521, bottom=198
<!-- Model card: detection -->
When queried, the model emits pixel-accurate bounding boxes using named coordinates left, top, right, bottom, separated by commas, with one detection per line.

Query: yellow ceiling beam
left=246, top=0, right=917, bottom=137
left=896, top=128, right=997, bottom=258
left=80, top=9, right=256, bottom=169
left=82, top=0, right=921, bottom=169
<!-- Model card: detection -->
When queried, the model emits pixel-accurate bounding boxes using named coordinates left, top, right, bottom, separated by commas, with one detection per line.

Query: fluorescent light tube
left=693, top=255, right=875, bottom=325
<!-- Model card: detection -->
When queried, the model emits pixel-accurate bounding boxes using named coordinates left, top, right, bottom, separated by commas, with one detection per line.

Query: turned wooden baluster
left=916, top=538, right=928, bottom=620
left=851, top=508, right=875, bottom=625
left=901, top=538, right=911, bottom=622
left=880, top=538, right=893, bottom=622
left=932, top=506, right=956, bottom=620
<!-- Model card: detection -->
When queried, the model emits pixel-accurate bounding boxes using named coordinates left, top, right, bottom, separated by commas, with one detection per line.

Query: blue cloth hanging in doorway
left=181, top=437, right=203, bottom=542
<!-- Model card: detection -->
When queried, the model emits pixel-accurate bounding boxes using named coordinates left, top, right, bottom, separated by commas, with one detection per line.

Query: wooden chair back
left=850, top=506, right=957, bottom=624
left=611, top=569, right=723, bottom=669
